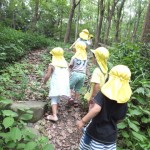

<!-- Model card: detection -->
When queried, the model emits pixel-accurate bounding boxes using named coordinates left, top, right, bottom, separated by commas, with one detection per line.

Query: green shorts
left=70, top=71, right=86, bottom=92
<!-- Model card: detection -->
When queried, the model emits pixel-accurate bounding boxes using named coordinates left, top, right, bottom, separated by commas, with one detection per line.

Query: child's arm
left=69, top=57, right=74, bottom=71
left=89, top=83, right=100, bottom=102
left=76, top=103, right=101, bottom=130
left=43, top=65, right=54, bottom=84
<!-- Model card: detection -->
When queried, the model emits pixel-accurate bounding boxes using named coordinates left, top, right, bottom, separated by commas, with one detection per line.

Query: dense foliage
left=0, top=97, right=53, bottom=150
left=109, top=42, right=150, bottom=149
left=0, top=0, right=149, bottom=43
left=0, top=25, right=50, bottom=69
left=0, top=35, right=149, bottom=149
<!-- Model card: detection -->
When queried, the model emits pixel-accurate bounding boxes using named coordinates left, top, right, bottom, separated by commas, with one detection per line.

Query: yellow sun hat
left=101, top=65, right=132, bottom=103
left=88, top=34, right=94, bottom=39
left=79, top=29, right=89, bottom=40
left=73, top=41, right=87, bottom=60
left=91, top=47, right=109, bottom=74
left=50, top=47, right=68, bottom=68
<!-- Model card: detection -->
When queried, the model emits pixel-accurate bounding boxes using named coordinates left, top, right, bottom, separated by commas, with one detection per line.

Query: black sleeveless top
left=86, top=91, right=127, bottom=144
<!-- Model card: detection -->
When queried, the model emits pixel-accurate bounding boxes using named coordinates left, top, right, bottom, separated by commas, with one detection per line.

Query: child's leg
left=74, top=73, right=86, bottom=106
left=47, top=96, right=60, bottom=121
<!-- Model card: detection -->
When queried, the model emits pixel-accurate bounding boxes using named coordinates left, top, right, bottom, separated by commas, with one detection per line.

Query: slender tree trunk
left=94, top=0, right=105, bottom=48
left=104, top=0, right=119, bottom=44
left=64, top=0, right=81, bottom=43
left=59, top=11, right=63, bottom=40
left=75, top=3, right=80, bottom=40
left=141, top=1, right=150, bottom=43
left=30, top=0, right=40, bottom=32
left=115, top=0, right=126, bottom=42
left=12, top=10, right=16, bottom=29
left=132, top=0, right=142, bottom=42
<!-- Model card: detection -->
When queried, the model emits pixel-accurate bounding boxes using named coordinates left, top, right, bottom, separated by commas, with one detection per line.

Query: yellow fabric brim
left=73, top=50, right=87, bottom=60
left=79, top=32, right=89, bottom=40
left=101, top=76, right=132, bottom=103
left=91, top=49, right=108, bottom=74
left=51, top=57, right=68, bottom=68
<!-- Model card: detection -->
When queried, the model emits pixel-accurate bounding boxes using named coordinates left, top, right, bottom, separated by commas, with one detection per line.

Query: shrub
left=109, top=42, right=150, bottom=150
left=0, top=97, right=54, bottom=150
left=0, top=25, right=51, bottom=70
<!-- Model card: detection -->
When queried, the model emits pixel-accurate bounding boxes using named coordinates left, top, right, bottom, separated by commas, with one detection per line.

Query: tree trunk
left=115, top=0, right=126, bottom=42
left=64, top=0, right=81, bottom=43
left=30, top=0, right=40, bottom=32
left=59, top=11, right=63, bottom=40
left=75, top=3, right=80, bottom=40
left=141, top=2, right=150, bottom=43
left=12, top=10, right=16, bottom=29
left=104, top=0, right=119, bottom=44
left=132, top=0, right=142, bottom=42
left=94, top=0, right=105, bottom=48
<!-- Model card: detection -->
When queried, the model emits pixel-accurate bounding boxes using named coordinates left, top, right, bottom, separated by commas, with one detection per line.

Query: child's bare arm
left=91, top=83, right=100, bottom=98
left=43, top=65, right=54, bottom=84
left=89, top=83, right=100, bottom=103
left=76, top=103, right=101, bottom=129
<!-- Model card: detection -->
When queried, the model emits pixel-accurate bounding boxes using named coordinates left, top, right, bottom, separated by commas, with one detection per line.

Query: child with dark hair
left=76, top=65, right=132, bottom=150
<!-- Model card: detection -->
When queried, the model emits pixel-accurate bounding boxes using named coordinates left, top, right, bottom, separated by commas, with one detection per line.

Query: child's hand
left=76, top=120, right=85, bottom=130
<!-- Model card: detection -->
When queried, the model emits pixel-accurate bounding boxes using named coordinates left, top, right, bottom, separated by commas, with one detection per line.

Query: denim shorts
left=70, top=71, right=86, bottom=92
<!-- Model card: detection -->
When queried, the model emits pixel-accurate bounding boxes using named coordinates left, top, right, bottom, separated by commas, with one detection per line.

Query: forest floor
left=25, top=49, right=88, bottom=150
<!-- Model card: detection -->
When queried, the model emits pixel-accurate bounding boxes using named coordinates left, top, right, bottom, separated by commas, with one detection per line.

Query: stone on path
left=10, top=101, right=47, bottom=123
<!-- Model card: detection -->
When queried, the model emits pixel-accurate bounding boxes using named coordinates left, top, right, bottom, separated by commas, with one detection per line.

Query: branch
left=75, top=0, right=81, bottom=8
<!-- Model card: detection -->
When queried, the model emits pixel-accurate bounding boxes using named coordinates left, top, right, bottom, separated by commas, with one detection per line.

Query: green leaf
left=0, top=139, right=3, bottom=145
left=135, top=87, right=145, bottom=95
left=24, top=142, right=37, bottom=150
left=6, top=141, right=16, bottom=148
left=10, top=127, right=22, bottom=142
left=122, top=131, right=129, bottom=138
left=17, top=143, right=26, bottom=149
left=43, top=144, right=54, bottom=150
left=38, top=136, right=49, bottom=143
left=0, top=99, right=12, bottom=107
left=117, top=122, right=126, bottom=129
left=129, top=109, right=141, bottom=116
left=22, top=128, right=36, bottom=140
left=132, top=131, right=146, bottom=141
left=2, top=110, right=18, bottom=117
left=19, top=114, right=33, bottom=120
left=2, top=117, right=14, bottom=128
left=128, top=120, right=139, bottom=132
left=141, top=117, right=150, bottom=123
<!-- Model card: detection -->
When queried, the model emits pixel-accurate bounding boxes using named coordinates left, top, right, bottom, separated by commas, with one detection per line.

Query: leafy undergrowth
left=0, top=42, right=150, bottom=149
left=0, top=47, right=88, bottom=150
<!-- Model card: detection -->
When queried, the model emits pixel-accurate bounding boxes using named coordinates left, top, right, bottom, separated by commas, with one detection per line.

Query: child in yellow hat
left=84, top=47, right=109, bottom=111
left=76, top=65, right=132, bottom=150
left=70, top=29, right=92, bottom=51
left=42, top=47, right=70, bottom=121
left=69, top=41, right=87, bottom=107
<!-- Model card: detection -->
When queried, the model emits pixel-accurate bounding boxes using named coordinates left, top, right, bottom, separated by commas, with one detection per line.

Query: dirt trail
left=26, top=49, right=87, bottom=150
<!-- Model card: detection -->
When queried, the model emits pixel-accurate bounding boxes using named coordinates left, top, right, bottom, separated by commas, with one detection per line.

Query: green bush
left=0, top=97, right=54, bottom=150
left=109, top=42, right=150, bottom=150
left=0, top=25, right=51, bottom=70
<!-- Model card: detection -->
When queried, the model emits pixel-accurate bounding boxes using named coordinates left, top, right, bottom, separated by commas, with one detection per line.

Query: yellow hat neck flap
left=73, top=41, right=87, bottom=60
left=79, top=29, right=89, bottom=40
left=50, top=47, right=68, bottom=68
left=101, top=65, right=132, bottom=103
left=91, top=47, right=109, bottom=74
